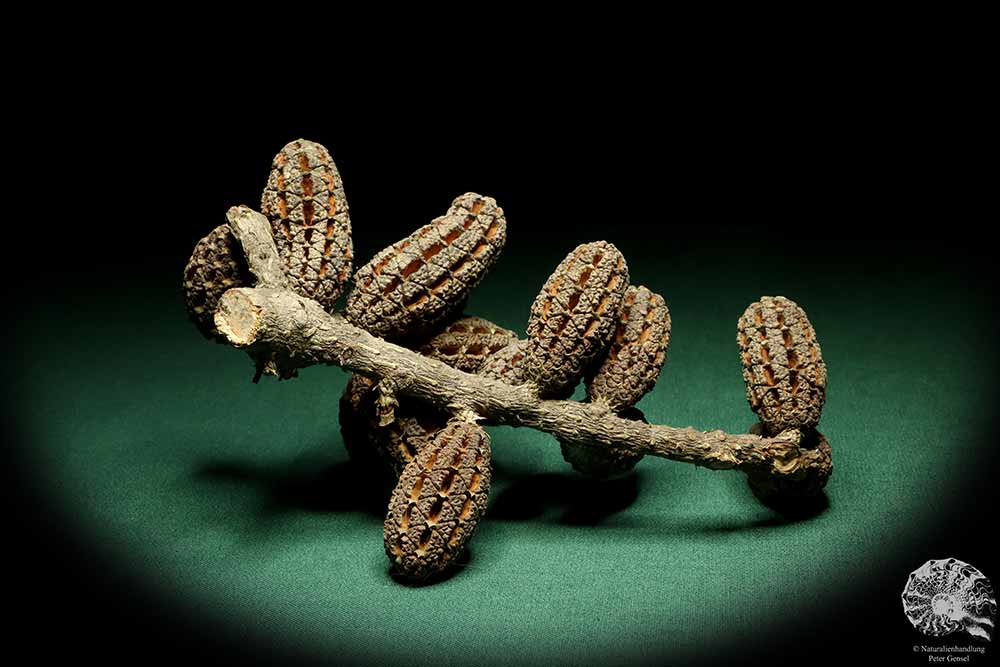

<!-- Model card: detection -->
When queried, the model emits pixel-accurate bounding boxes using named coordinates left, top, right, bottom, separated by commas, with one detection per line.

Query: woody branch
left=215, top=211, right=829, bottom=485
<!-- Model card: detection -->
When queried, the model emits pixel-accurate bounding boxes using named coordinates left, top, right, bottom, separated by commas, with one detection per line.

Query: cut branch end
left=215, top=289, right=263, bottom=347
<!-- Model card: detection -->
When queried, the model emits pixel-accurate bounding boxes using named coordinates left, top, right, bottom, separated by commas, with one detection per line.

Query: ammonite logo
left=902, top=558, right=996, bottom=641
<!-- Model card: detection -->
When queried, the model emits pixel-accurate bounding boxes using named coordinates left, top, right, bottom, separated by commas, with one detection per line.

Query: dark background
left=5, top=52, right=995, bottom=666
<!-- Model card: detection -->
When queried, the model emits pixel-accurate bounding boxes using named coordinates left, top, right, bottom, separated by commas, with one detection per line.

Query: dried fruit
left=378, top=412, right=446, bottom=476
left=182, top=224, right=250, bottom=341
left=261, top=139, right=353, bottom=312
left=345, top=193, right=507, bottom=341
left=190, top=139, right=845, bottom=585
left=562, top=287, right=668, bottom=476
left=384, top=421, right=492, bottom=579
left=586, top=285, right=671, bottom=412
left=477, top=339, right=529, bottom=387
left=738, top=296, right=827, bottom=435
left=522, top=241, right=629, bottom=397
left=338, top=374, right=444, bottom=475
left=560, top=407, right=647, bottom=478
left=417, top=316, right=518, bottom=373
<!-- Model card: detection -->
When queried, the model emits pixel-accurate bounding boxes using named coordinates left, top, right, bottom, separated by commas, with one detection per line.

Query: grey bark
left=226, top=206, right=289, bottom=290
left=213, top=212, right=831, bottom=487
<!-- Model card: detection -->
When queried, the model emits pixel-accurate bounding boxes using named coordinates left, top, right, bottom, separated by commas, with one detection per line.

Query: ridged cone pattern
left=523, top=242, right=629, bottom=397
left=477, top=339, right=530, bottom=387
left=339, top=374, right=445, bottom=475
left=182, top=224, right=249, bottom=341
left=345, top=193, right=506, bottom=341
left=384, top=421, right=492, bottom=579
left=738, top=296, right=827, bottom=435
left=417, top=316, right=519, bottom=373
left=261, top=139, right=353, bottom=311
left=586, top=285, right=671, bottom=412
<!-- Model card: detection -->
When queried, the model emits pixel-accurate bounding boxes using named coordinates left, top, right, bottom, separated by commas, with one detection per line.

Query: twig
left=212, top=212, right=832, bottom=492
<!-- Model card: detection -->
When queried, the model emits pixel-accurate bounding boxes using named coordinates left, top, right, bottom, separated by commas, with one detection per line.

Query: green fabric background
left=15, top=245, right=995, bottom=665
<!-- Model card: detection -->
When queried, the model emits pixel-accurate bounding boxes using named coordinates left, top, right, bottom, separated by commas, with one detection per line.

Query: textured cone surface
left=586, top=285, right=671, bottom=412
left=746, top=425, right=833, bottom=499
left=345, top=193, right=507, bottom=341
left=477, top=339, right=529, bottom=386
left=560, top=407, right=646, bottom=478
left=417, top=316, right=519, bottom=373
left=182, top=224, right=250, bottom=341
left=384, top=421, right=492, bottom=579
left=523, top=241, right=629, bottom=397
left=339, top=374, right=444, bottom=475
left=378, top=412, right=446, bottom=476
left=738, top=296, right=827, bottom=435
left=261, top=139, right=353, bottom=311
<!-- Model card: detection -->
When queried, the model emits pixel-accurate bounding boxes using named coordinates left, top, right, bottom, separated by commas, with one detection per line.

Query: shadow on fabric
left=194, top=457, right=392, bottom=519
left=488, top=472, right=642, bottom=526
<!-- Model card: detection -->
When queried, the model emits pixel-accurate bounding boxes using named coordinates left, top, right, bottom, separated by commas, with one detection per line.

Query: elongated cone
left=345, top=193, right=506, bottom=341
left=738, top=296, right=827, bottom=435
left=384, top=421, right=492, bottom=579
left=261, top=139, right=353, bottom=311
left=478, top=339, right=530, bottom=386
left=417, top=316, right=518, bottom=373
left=586, top=285, right=671, bottom=412
left=562, top=285, right=671, bottom=477
left=522, top=241, right=629, bottom=397
left=182, top=224, right=249, bottom=341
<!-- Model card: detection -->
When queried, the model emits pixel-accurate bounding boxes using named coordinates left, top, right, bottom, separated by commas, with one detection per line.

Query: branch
left=215, top=288, right=828, bottom=486
left=213, top=211, right=832, bottom=495
left=226, top=206, right=288, bottom=289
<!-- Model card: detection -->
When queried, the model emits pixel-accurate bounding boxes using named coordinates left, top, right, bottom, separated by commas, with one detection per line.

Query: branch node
left=375, top=378, right=399, bottom=427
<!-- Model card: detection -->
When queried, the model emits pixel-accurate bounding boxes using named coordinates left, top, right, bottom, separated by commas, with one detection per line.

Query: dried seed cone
left=338, top=374, right=444, bottom=475
left=417, top=316, right=519, bottom=373
left=379, top=413, right=446, bottom=476
left=261, top=138, right=353, bottom=311
left=384, top=421, right=492, bottom=580
left=738, top=296, right=827, bottom=435
left=560, top=407, right=647, bottom=478
left=345, top=193, right=507, bottom=341
left=182, top=224, right=249, bottom=341
left=523, top=241, right=629, bottom=397
left=477, top=339, right=529, bottom=387
left=586, top=285, right=671, bottom=412
left=746, top=424, right=833, bottom=499
left=563, top=286, right=668, bottom=476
